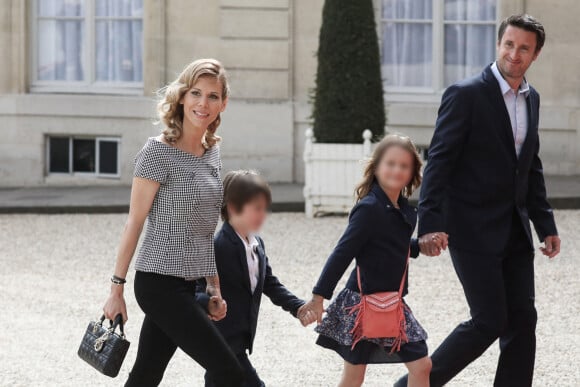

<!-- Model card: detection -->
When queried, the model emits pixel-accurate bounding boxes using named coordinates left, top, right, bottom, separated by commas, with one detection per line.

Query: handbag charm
left=78, top=314, right=130, bottom=378
left=348, top=251, right=409, bottom=352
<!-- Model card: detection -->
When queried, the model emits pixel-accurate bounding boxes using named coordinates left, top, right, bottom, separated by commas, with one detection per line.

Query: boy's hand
left=297, top=304, right=318, bottom=327
left=208, top=296, right=227, bottom=321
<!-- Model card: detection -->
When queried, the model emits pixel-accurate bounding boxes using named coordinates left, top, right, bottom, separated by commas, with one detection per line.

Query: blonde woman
left=103, top=59, right=243, bottom=386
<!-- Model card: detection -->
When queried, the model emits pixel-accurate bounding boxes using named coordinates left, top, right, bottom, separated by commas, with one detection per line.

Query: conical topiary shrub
left=312, top=0, right=385, bottom=143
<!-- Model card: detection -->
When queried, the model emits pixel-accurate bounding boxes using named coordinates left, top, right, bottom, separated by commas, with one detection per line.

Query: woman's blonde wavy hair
left=157, top=58, right=230, bottom=148
left=355, top=134, right=423, bottom=201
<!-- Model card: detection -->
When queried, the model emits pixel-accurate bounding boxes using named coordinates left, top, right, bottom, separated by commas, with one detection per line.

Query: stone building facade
left=0, top=0, right=578, bottom=187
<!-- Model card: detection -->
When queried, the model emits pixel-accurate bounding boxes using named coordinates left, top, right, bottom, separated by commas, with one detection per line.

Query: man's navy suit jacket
left=419, top=64, right=557, bottom=254
left=198, top=222, right=304, bottom=354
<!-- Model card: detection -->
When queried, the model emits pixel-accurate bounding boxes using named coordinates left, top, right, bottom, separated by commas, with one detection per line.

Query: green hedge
left=312, top=0, right=385, bottom=143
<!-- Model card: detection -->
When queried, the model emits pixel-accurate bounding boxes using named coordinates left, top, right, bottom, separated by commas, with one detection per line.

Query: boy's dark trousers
left=205, top=351, right=265, bottom=387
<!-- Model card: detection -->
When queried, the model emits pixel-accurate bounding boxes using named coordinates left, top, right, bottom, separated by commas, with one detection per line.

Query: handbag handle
left=356, top=249, right=410, bottom=297
left=98, top=314, right=125, bottom=336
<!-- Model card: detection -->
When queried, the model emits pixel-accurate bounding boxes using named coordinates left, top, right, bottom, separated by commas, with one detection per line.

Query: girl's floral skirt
left=315, top=288, right=428, bottom=364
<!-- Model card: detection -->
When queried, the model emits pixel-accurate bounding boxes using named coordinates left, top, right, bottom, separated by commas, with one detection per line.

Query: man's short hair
left=498, top=14, right=545, bottom=52
left=221, top=170, right=272, bottom=221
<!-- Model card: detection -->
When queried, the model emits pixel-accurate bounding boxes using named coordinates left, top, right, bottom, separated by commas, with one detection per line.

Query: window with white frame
left=47, top=136, right=121, bottom=177
left=32, top=0, right=143, bottom=94
left=380, top=0, right=497, bottom=91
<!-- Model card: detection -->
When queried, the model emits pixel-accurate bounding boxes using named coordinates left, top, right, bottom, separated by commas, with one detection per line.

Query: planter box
left=303, top=128, right=373, bottom=217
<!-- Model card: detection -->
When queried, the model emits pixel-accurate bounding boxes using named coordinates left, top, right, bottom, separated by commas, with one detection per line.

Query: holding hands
left=419, top=232, right=449, bottom=256
left=297, top=305, right=318, bottom=327
left=208, top=296, right=228, bottom=321
left=297, top=295, right=325, bottom=327
left=205, top=282, right=228, bottom=321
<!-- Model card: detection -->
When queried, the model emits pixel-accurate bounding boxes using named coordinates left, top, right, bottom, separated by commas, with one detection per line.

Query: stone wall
left=0, top=0, right=578, bottom=187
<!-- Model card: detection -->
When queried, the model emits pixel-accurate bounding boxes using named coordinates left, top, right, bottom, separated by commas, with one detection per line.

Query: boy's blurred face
left=229, top=195, right=269, bottom=234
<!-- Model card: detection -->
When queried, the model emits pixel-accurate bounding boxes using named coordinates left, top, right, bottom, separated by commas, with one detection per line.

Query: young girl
left=301, top=135, right=436, bottom=387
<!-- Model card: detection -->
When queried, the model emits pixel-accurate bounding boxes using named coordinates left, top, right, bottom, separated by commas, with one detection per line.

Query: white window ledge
left=384, top=90, right=444, bottom=104
left=30, top=83, right=144, bottom=96
left=44, top=174, right=121, bottom=185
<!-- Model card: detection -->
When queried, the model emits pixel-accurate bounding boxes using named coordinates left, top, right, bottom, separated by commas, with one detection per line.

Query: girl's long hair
left=157, top=58, right=229, bottom=149
left=355, top=134, right=423, bottom=201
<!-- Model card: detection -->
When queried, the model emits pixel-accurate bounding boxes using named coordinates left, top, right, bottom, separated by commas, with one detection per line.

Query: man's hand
left=208, top=296, right=227, bottom=321
left=540, top=235, right=561, bottom=259
left=419, top=232, right=449, bottom=256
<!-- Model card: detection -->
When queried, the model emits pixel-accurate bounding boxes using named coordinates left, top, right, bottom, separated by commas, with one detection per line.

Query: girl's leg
left=338, top=361, right=367, bottom=387
left=404, top=356, right=432, bottom=387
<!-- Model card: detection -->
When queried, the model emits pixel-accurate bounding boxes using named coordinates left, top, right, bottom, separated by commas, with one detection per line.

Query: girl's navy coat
left=313, top=183, right=420, bottom=300
left=198, top=222, right=304, bottom=354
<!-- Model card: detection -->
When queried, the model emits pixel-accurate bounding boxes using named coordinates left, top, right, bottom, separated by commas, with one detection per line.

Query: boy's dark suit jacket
left=198, top=222, right=304, bottom=354
left=419, top=64, right=557, bottom=253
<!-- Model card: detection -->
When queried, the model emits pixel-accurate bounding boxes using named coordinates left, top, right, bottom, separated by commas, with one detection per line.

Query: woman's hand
left=206, top=284, right=221, bottom=298
left=205, top=275, right=222, bottom=299
left=103, top=286, right=128, bottom=323
left=208, top=296, right=227, bottom=321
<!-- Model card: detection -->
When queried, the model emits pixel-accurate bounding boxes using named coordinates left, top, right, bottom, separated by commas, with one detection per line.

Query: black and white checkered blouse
left=133, top=137, right=223, bottom=280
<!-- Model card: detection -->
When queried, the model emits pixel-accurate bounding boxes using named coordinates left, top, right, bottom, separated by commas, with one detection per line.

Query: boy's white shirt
left=235, top=231, right=261, bottom=293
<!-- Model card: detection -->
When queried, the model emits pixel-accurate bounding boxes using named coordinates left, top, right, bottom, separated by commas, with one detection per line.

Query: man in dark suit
left=395, top=14, right=560, bottom=387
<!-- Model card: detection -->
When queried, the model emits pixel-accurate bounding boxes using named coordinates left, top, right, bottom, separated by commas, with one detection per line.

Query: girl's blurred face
left=374, top=145, right=414, bottom=193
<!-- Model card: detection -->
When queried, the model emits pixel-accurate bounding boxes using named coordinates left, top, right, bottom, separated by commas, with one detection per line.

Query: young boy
left=201, top=170, right=315, bottom=387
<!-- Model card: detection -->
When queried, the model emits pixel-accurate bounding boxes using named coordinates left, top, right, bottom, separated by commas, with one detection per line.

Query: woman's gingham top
left=133, top=137, right=223, bottom=280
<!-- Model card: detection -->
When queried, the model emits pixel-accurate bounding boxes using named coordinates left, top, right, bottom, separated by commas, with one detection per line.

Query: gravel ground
left=0, top=211, right=578, bottom=387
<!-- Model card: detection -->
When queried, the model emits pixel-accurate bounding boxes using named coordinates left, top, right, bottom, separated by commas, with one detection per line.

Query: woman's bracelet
left=110, top=275, right=126, bottom=285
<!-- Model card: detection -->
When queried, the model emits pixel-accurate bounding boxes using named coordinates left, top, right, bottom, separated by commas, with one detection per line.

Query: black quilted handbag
left=78, top=314, right=130, bottom=377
